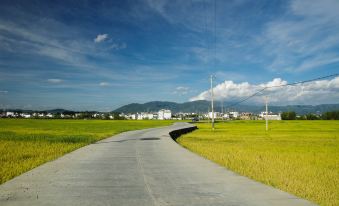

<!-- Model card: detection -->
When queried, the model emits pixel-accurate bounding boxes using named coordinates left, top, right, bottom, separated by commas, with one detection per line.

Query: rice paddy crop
left=0, top=119, right=173, bottom=184
left=177, top=120, right=339, bottom=206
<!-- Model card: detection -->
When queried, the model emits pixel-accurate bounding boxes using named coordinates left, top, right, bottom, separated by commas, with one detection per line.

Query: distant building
left=131, top=114, right=137, bottom=120
left=137, top=113, right=144, bottom=120
left=129, top=112, right=155, bottom=120
left=259, top=112, right=281, bottom=120
left=158, top=109, right=171, bottom=120
left=136, top=113, right=153, bottom=120
left=208, top=112, right=218, bottom=119
left=46, top=113, right=53, bottom=118
left=145, top=113, right=154, bottom=120
left=240, top=112, right=252, bottom=120
left=6, top=112, right=14, bottom=117
left=229, top=111, right=239, bottom=118
left=222, top=113, right=230, bottom=119
left=22, top=113, right=31, bottom=118
left=92, top=113, right=101, bottom=118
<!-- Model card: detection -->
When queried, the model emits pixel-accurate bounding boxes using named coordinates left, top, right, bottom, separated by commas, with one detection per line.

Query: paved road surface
left=0, top=123, right=316, bottom=206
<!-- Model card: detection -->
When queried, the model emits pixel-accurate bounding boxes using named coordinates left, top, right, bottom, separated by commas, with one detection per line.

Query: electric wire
left=224, top=73, right=339, bottom=109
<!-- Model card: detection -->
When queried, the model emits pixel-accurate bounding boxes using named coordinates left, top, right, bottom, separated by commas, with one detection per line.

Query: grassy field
left=177, top=120, right=339, bottom=206
left=0, top=119, right=173, bottom=184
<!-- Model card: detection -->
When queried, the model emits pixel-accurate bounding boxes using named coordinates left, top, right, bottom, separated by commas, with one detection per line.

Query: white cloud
left=291, top=0, right=339, bottom=19
left=262, top=0, right=339, bottom=72
left=109, top=42, right=127, bottom=50
left=0, top=19, right=96, bottom=66
left=47, top=79, right=63, bottom=83
left=190, top=77, right=339, bottom=105
left=99, top=82, right=110, bottom=87
left=94, top=33, right=127, bottom=51
left=145, top=0, right=220, bottom=32
left=174, top=86, right=189, bottom=95
left=214, top=71, right=247, bottom=82
left=94, top=34, right=108, bottom=43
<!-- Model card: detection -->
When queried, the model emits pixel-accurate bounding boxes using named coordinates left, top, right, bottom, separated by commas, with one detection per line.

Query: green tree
left=113, top=112, right=126, bottom=120
left=53, top=113, right=61, bottom=119
left=322, top=111, right=339, bottom=120
left=305, top=113, right=319, bottom=120
left=103, top=113, right=110, bottom=120
left=281, top=111, right=296, bottom=120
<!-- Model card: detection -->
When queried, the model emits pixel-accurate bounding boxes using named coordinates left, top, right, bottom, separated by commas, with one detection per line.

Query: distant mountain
left=3, top=102, right=338, bottom=115
left=114, top=100, right=211, bottom=113
left=45, top=109, right=71, bottom=114
left=113, top=101, right=339, bottom=115
left=0, top=108, right=97, bottom=114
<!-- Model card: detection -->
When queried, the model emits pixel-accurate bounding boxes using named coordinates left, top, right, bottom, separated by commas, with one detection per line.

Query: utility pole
left=207, top=107, right=210, bottom=123
left=265, top=96, right=268, bottom=131
left=221, top=99, right=224, bottom=122
left=210, top=75, right=215, bottom=130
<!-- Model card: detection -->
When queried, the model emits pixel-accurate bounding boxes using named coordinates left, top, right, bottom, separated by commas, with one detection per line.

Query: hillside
left=113, top=101, right=339, bottom=115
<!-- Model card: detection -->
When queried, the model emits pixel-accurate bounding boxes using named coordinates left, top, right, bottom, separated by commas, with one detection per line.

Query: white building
left=259, top=112, right=281, bottom=120
left=6, top=112, right=14, bottom=117
left=139, top=113, right=154, bottom=120
left=229, top=111, right=239, bottom=118
left=222, top=113, right=230, bottom=119
left=92, top=113, right=101, bottom=118
left=46, top=113, right=53, bottom=118
left=145, top=113, right=154, bottom=120
left=137, top=113, right=143, bottom=120
left=158, top=109, right=172, bottom=120
left=22, top=113, right=31, bottom=118
left=130, top=113, right=155, bottom=120
left=208, top=112, right=218, bottom=119
left=131, top=114, right=137, bottom=120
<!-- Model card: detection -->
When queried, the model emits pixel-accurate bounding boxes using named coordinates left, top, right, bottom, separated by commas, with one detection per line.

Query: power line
left=226, top=87, right=267, bottom=108
left=267, top=73, right=338, bottom=88
left=225, top=73, right=339, bottom=109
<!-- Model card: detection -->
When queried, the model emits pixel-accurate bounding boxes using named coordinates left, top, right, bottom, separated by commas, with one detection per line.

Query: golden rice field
left=177, top=120, right=339, bottom=206
left=0, top=119, right=173, bottom=184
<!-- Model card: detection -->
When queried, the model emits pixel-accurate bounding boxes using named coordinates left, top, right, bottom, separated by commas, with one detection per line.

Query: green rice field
left=0, top=119, right=173, bottom=184
left=177, top=120, right=339, bottom=206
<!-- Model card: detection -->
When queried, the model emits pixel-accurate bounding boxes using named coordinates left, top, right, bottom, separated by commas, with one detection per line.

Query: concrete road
left=0, top=123, right=316, bottom=206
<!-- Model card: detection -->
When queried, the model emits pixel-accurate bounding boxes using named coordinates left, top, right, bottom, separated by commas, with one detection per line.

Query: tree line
left=281, top=111, right=339, bottom=120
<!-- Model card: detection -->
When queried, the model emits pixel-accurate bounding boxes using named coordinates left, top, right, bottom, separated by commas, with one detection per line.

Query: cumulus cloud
left=47, top=78, right=63, bottom=83
left=94, top=34, right=108, bottom=43
left=99, top=82, right=110, bottom=87
left=190, top=77, right=339, bottom=105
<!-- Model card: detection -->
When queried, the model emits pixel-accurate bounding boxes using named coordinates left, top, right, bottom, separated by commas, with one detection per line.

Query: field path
left=0, top=122, right=316, bottom=206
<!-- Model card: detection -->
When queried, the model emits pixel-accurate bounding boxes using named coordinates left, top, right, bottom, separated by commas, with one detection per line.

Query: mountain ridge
left=113, top=100, right=339, bottom=115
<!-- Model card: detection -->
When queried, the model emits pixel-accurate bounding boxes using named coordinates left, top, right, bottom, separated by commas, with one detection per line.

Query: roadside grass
left=0, top=119, right=173, bottom=184
left=177, top=120, right=339, bottom=206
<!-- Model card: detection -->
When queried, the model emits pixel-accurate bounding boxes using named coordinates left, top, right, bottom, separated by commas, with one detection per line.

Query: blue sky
left=0, top=0, right=338, bottom=111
